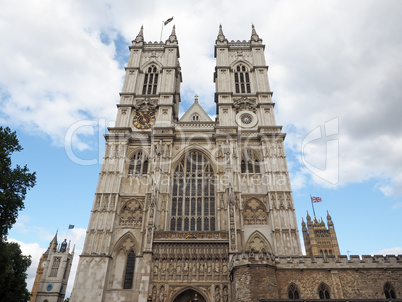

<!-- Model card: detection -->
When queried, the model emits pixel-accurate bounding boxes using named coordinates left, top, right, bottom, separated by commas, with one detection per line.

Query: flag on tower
left=164, top=17, right=173, bottom=26
left=68, top=224, right=75, bottom=229
left=311, top=196, right=322, bottom=203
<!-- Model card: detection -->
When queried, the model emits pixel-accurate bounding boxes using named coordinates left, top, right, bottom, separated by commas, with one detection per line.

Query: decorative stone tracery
left=243, top=198, right=267, bottom=225
left=119, top=198, right=143, bottom=227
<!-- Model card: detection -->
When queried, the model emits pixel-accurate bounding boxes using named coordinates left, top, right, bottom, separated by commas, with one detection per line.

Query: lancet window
left=170, top=151, right=215, bottom=231
left=384, top=282, right=397, bottom=299
left=241, top=149, right=261, bottom=174
left=123, top=250, right=135, bottom=289
left=142, top=65, right=158, bottom=95
left=318, top=283, right=331, bottom=299
left=234, top=64, right=251, bottom=94
left=128, top=151, right=148, bottom=175
left=288, top=283, right=300, bottom=299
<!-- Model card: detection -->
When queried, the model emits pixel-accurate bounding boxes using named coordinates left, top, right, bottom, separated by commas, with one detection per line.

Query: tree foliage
left=0, top=126, right=36, bottom=239
left=0, top=241, right=32, bottom=301
left=0, top=126, right=36, bottom=301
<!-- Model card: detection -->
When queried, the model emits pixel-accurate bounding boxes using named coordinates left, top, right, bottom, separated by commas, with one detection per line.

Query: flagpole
left=160, top=21, right=164, bottom=42
left=310, top=195, right=316, bottom=218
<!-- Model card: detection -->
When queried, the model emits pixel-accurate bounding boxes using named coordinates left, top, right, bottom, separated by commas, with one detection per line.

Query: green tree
left=0, top=126, right=36, bottom=301
left=0, top=241, right=32, bottom=301
left=0, top=126, right=36, bottom=239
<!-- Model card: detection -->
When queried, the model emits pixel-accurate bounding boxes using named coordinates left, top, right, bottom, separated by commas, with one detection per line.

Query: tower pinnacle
left=216, top=24, right=227, bottom=43
left=251, top=24, right=262, bottom=42
left=134, top=25, right=144, bottom=43
left=168, top=25, right=178, bottom=43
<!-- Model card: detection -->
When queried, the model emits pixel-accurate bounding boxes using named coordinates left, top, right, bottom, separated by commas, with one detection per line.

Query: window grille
left=234, top=64, right=251, bottom=93
left=123, top=250, right=135, bottom=289
left=142, top=65, right=158, bottom=95
left=128, top=151, right=148, bottom=175
left=170, top=152, right=215, bottom=231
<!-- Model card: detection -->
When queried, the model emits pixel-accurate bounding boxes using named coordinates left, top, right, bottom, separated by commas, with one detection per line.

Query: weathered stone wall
left=276, top=268, right=402, bottom=299
left=232, top=264, right=278, bottom=301
left=230, top=253, right=402, bottom=300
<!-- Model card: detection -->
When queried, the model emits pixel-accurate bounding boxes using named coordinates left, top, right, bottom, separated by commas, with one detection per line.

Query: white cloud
left=377, top=247, right=402, bottom=256
left=1, top=0, right=402, bottom=198
left=8, top=238, right=46, bottom=294
left=0, top=0, right=123, bottom=148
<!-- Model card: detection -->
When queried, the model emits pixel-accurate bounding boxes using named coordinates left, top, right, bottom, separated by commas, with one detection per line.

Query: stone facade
left=31, top=233, right=74, bottom=302
left=69, top=25, right=402, bottom=302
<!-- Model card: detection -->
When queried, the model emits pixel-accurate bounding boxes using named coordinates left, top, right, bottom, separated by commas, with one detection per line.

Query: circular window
left=241, top=114, right=253, bottom=124
left=235, top=111, right=258, bottom=128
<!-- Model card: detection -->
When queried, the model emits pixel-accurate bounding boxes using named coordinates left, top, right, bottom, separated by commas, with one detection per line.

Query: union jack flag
left=311, top=196, right=322, bottom=203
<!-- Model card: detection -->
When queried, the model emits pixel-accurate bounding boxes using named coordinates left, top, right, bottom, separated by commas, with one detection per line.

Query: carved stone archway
left=173, top=289, right=207, bottom=302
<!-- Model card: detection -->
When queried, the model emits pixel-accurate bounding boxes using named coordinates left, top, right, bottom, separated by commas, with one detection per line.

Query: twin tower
left=65, top=25, right=343, bottom=302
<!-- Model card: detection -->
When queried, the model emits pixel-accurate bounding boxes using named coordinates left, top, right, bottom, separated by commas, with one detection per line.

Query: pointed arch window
left=241, top=149, right=261, bottom=174
left=171, top=151, right=215, bottom=231
left=288, top=283, right=300, bottom=299
left=142, top=65, right=158, bottom=95
left=234, top=64, right=251, bottom=94
left=384, top=282, right=397, bottom=299
left=129, top=151, right=148, bottom=175
left=123, top=250, right=135, bottom=289
left=318, top=283, right=331, bottom=299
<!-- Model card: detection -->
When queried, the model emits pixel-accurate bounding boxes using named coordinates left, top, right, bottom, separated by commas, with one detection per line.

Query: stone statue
left=60, top=239, right=67, bottom=253
left=159, top=286, right=165, bottom=302
left=223, top=286, right=228, bottom=302
left=169, top=260, right=174, bottom=276
left=215, top=286, right=221, bottom=301
left=215, top=261, right=220, bottom=274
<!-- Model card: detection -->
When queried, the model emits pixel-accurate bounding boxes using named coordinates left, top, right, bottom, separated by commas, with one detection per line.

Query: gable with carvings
left=245, top=231, right=273, bottom=253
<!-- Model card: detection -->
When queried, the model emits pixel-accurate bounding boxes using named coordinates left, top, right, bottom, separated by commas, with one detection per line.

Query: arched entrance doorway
left=173, top=289, right=206, bottom=302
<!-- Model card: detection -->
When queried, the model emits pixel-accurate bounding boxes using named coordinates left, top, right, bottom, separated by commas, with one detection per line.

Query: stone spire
left=167, top=25, right=178, bottom=43
left=216, top=24, right=227, bottom=43
left=134, top=25, right=144, bottom=43
left=46, top=230, right=58, bottom=253
left=251, top=24, right=262, bottom=42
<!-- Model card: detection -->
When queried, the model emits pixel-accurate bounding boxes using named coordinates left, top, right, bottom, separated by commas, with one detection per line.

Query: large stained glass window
left=170, top=151, right=215, bottom=231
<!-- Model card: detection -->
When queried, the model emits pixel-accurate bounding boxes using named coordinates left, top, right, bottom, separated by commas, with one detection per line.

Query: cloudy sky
left=2, top=0, right=402, bottom=298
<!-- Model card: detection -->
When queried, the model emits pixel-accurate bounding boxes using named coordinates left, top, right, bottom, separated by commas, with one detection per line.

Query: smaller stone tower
left=302, top=211, right=340, bottom=258
left=31, top=232, right=74, bottom=302
left=30, top=233, right=58, bottom=302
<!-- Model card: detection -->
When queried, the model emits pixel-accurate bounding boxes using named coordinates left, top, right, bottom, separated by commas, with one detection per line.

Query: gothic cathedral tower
left=31, top=233, right=74, bottom=302
left=70, top=25, right=302, bottom=302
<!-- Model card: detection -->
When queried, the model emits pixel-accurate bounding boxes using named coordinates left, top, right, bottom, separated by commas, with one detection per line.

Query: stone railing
left=174, top=122, right=216, bottom=129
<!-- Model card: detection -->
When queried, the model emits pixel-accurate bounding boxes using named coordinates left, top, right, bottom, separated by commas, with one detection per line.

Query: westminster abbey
left=68, top=25, right=402, bottom=302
